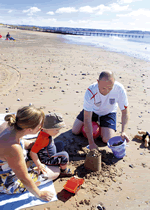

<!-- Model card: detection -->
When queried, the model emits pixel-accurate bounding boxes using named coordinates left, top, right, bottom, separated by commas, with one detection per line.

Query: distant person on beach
left=30, top=112, right=73, bottom=177
left=6, top=32, right=15, bottom=40
left=6, top=32, right=10, bottom=39
left=0, top=106, right=60, bottom=201
left=72, top=71, right=130, bottom=150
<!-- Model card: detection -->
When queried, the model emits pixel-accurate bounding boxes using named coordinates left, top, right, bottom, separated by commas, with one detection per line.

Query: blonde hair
left=5, top=106, right=45, bottom=130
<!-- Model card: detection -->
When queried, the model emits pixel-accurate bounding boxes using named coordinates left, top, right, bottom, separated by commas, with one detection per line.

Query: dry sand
left=0, top=26, right=150, bottom=210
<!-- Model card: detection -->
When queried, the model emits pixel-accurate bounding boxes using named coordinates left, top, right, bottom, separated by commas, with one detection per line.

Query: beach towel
left=0, top=113, right=58, bottom=209
left=0, top=181, right=57, bottom=210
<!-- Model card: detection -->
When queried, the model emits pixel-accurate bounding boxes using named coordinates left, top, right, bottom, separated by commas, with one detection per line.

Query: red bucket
left=81, top=121, right=101, bottom=139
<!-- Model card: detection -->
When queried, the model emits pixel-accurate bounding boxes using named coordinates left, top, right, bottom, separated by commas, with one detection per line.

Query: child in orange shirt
left=30, top=113, right=73, bottom=177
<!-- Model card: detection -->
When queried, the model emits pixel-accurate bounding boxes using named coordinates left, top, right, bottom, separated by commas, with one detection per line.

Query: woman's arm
left=5, top=144, right=53, bottom=201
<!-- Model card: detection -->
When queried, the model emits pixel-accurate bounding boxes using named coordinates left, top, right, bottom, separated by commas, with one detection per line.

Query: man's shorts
left=77, top=109, right=116, bottom=131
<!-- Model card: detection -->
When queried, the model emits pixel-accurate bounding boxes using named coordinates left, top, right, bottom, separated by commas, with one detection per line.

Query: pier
left=8, top=25, right=145, bottom=38
left=48, top=30, right=145, bottom=38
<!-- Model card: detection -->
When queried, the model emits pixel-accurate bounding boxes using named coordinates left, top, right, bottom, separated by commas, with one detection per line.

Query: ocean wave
left=60, top=34, right=150, bottom=61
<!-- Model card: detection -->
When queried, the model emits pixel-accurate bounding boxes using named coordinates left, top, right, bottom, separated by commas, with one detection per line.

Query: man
left=72, top=71, right=130, bottom=150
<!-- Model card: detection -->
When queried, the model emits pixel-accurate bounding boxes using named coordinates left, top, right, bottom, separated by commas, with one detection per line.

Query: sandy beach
left=0, top=26, right=150, bottom=210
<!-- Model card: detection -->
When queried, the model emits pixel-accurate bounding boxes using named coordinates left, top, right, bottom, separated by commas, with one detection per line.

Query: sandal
left=60, top=168, right=74, bottom=177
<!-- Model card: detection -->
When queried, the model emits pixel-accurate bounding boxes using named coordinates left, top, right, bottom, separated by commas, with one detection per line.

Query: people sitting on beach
left=6, top=32, right=10, bottom=39
left=0, top=106, right=60, bottom=201
left=6, top=32, right=15, bottom=40
left=30, top=112, right=73, bottom=177
left=72, top=70, right=130, bottom=150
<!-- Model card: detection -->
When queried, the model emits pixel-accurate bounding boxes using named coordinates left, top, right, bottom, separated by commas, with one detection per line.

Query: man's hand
left=121, top=132, right=130, bottom=143
left=89, top=142, right=98, bottom=150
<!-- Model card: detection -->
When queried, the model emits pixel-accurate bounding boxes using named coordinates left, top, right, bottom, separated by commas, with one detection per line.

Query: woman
left=0, top=106, right=60, bottom=201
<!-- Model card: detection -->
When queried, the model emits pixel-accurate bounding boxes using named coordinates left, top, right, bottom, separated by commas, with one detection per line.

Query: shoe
left=60, top=168, right=74, bottom=177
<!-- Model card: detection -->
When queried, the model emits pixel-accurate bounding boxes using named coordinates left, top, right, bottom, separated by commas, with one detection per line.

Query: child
left=30, top=112, right=73, bottom=177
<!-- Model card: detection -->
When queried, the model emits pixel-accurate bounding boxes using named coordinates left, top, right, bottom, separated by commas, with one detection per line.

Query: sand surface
left=0, top=26, right=150, bottom=210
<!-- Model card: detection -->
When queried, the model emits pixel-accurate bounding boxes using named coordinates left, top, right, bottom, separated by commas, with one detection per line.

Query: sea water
left=59, top=33, right=150, bottom=62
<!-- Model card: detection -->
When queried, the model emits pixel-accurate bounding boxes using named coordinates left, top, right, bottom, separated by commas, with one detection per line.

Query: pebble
left=29, top=103, right=32, bottom=106
left=142, top=163, right=146, bottom=167
left=40, top=106, right=45, bottom=109
left=61, top=90, right=65, bottom=92
left=17, top=98, right=20, bottom=101
left=84, top=199, right=90, bottom=205
left=5, top=107, right=9, bottom=110
left=127, top=196, right=130, bottom=199
left=129, top=164, right=134, bottom=168
left=97, top=203, right=104, bottom=210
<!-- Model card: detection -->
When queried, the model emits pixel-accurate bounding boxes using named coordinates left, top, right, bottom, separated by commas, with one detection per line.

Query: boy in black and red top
left=30, top=113, right=73, bottom=177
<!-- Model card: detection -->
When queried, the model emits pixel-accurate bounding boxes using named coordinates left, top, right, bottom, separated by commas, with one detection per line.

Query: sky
left=0, top=0, right=150, bottom=31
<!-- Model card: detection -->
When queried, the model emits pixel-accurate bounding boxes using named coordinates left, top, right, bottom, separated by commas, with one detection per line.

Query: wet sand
left=0, top=26, right=150, bottom=210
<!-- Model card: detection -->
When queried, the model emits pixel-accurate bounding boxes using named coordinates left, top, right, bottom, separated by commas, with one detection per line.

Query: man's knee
left=72, top=127, right=81, bottom=135
left=102, top=137, right=109, bottom=143
left=101, top=127, right=115, bottom=143
left=72, top=118, right=83, bottom=135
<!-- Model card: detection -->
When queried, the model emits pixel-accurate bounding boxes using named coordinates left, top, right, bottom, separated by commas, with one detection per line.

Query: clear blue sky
left=0, top=0, right=150, bottom=31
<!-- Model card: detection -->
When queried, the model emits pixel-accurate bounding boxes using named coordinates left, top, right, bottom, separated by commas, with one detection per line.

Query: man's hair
left=99, top=71, right=115, bottom=81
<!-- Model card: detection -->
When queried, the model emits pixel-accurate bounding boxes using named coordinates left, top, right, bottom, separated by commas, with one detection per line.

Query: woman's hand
left=39, top=190, right=54, bottom=201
